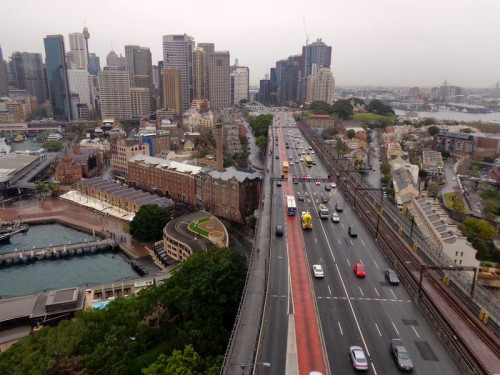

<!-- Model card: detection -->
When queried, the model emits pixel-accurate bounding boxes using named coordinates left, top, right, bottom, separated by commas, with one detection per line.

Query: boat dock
left=0, top=238, right=117, bottom=266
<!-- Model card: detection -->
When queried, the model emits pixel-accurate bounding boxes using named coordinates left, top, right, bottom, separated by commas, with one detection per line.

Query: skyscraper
left=301, top=38, right=332, bottom=78
left=67, top=69, right=92, bottom=118
left=88, top=53, right=101, bottom=75
left=0, top=45, right=8, bottom=96
left=231, top=66, right=249, bottom=105
left=198, top=43, right=215, bottom=54
left=44, top=34, right=72, bottom=120
left=306, top=67, right=335, bottom=104
left=106, top=50, right=126, bottom=70
left=162, top=68, right=182, bottom=115
left=162, top=34, right=195, bottom=113
left=98, top=67, right=132, bottom=120
left=9, top=52, right=48, bottom=104
left=192, top=47, right=208, bottom=100
left=207, top=51, right=230, bottom=109
left=68, top=32, right=88, bottom=69
left=259, top=76, right=270, bottom=104
left=278, top=56, right=301, bottom=104
left=125, top=45, right=153, bottom=114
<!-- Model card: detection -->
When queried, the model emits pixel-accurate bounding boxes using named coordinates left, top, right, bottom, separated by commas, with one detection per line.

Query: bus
left=282, top=161, right=289, bottom=174
left=305, top=155, right=313, bottom=167
left=318, top=204, right=329, bottom=219
left=286, top=195, right=297, bottom=216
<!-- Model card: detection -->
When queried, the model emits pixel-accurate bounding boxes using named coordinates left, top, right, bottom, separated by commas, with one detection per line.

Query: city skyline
left=0, top=0, right=499, bottom=88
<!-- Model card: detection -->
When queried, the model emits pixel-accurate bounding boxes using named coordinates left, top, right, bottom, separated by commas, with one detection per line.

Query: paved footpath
left=0, top=198, right=149, bottom=258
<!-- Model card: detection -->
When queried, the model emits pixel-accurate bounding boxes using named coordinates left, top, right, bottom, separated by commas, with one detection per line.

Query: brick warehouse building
left=55, top=144, right=102, bottom=184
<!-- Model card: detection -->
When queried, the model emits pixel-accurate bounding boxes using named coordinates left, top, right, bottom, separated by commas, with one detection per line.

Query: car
left=275, top=225, right=284, bottom=236
left=299, top=158, right=304, bottom=162
left=312, top=264, right=324, bottom=278
left=321, top=195, right=328, bottom=203
left=349, top=346, right=369, bottom=371
left=296, top=159, right=300, bottom=163
left=348, top=226, right=358, bottom=237
left=277, top=180, right=282, bottom=187
left=289, top=161, right=294, bottom=166
left=311, top=151, right=315, bottom=154
left=452, top=176, right=456, bottom=181
left=390, top=339, right=413, bottom=372
left=354, top=263, right=366, bottom=278
left=298, top=193, right=305, bottom=201
left=335, top=203, right=344, bottom=212
left=325, top=184, right=331, bottom=191
left=385, top=269, right=400, bottom=285
left=331, top=182, right=337, bottom=188
left=315, top=180, right=321, bottom=185
left=331, top=212, right=340, bottom=222
left=289, top=156, right=293, bottom=160
left=275, top=155, right=279, bottom=159
left=306, top=175, right=312, bottom=180
left=312, top=161, right=317, bottom=165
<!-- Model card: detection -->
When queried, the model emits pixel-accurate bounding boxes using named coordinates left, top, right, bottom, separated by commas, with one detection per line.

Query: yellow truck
left=301, top=211, right=313, bottom=230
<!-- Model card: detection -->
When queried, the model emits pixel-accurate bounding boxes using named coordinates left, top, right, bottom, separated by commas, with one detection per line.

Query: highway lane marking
left=316, top=296, right=412, bottom=303
left=373, top=260, right=379, bottom=270
left=392, top=322, right=400, bottom=336
left=390, top=289, right=397, bottom=299
left=328, top=285, right=332, bottom=295
left=346, top=258, right=351, bottom=266
left=270, top=295, right=288, bottom=298
left=361, top=239, right=366, bottom=248
left=374, top=323, right=382, bottom=337
left=337, top=238, right=341, bottom=245
left=374, top=288, right=380, bottom=297
left=359, top=287, right=364, bottom=296
left=412, top=326, right=420, bottom=338
left=349, top=239, right=353, bottom=246
left=338, top=322, right=343, bottom=335
left=314, top=237, right=318, bottom=244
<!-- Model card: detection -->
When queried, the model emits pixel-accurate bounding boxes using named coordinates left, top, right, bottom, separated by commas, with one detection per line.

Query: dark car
left=390, top=339, right=413, bottom=372
left=348, top=226, right=358, bottom=237
left=275, top=225, right=284, bottom=236
left=335, top=203, right=344, bottom=212
left=385, top=269, right=400, bottom=285
left=275, top=155, right=279, bottom=159
left=298, top=193, right=305, bottom=202
left=324, top=184, right=331, bottom=191
left=321, top=195, right=328, bottom=203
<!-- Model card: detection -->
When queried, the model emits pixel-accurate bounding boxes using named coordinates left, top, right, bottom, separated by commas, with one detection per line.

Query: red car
left=354, top=263, right=366, bottom=278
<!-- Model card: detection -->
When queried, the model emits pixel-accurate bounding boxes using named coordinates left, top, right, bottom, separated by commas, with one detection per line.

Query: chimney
left=72, top=143, right=81, bottom=155
left=215, top=120, right=224, bottom=172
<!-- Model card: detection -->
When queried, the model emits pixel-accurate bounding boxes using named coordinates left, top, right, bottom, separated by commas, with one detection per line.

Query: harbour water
left=395, top=109, right=500, bottom=122
left=0, top=223, right=139, bottom=297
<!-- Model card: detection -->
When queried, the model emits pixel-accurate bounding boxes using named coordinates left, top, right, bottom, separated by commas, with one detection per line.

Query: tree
left=461, top=218, right=497, bottom=241
left=346, top=129, right=355, bottom=139
left=427, top=126, right=440, bottom=136
left=427, top=183, right=440, bottom=198
left=380, top=162, right=392, bottom=176
left=238, top=99, right=248, bottom=105
left=309, top=100, right=332, bottom=114
left=245, top=215, right=257, bottom=230
left=129, top=204, right=172, bottom=242
left=483, top=155, right=496, bottom=163
left=42, top=140, right=63, bottom=151
left=255, top=135, right=267, bottom=150
left=331, top=100, right=353, bottom=120
left=367, top=99, right=395, bottom=115
left=48, top=182, right=61, bottom=196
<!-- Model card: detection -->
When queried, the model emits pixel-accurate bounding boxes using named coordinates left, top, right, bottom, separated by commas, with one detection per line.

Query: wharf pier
left=0, top=238, right=117, bottom=266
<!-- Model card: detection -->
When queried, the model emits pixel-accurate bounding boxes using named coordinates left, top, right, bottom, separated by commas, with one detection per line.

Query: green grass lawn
left=443, top=192, right=456, bottom=207
left=188, top=218, right=210, bottom=237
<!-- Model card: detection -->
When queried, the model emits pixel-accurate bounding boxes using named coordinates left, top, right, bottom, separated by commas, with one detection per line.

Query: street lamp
left=240, top=362, right=270, bottom=374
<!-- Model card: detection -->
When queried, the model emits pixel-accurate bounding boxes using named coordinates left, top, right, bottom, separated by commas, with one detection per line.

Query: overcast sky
left=1, top=0, right=499, bottom=88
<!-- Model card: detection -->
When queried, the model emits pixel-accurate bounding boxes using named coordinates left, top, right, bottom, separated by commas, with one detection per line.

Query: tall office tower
left=231, top=66, right=249, bottom=105
left=67, top=69, right=92, bottom=118
left=207, top=51, right=230, bottom=109
left=305, top=67, right=335, bottom=104
left=0, top=45, right=7, bottom=96
left=9, top=52, right=48, bottom=104
left=88, top=53, right=101, bottom=75
left=98, top=67, right=132, bottom=120
left=44, top=34, right=72, bottom=120
left=130, top=87, right=151, bottom=118
left=269, top=67, right=277, bottom=104
left=192, top=47, right=208, bottom=100
left=68, top=32, right=88, bottom=69
left=259, top=76, right=270, bottom=104
left=301, top=38, right=332, bottom=78
left=162, top=34, right=195, bottom=113
left=125, top=45, right=153, bottom=112
left=278, top=56, right=300, bottom=104
left=157, top=61, right=164, bottom=108
left=198, top=43, right=214, bottom=54
left=106, top=50, right=126, bottom=70
left=162, top=68, right=182, bottom=115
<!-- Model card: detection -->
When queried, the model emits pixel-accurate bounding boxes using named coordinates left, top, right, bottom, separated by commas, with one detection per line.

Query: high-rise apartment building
left=231, top=66, right=249, bottom=105
left=130, top=87, right=151, bottom=118
left=192, top=47, right=208, bottom=100
left=301, top=38, right=332, bottom=78
left=98, top=67, right=132, bottom=120
left=207, top=51, right=230, bottom=109
left=9, top=52, right=48, bottom=104
left=162, top=34, right=195, bottom=113
left=162, top=68, right=182, bottom=115
left=125, top=45, right=153, bottom=113
left=44, top=34, right=72, bottom=120
left=106, top=50, right=126, bottom=70
left=68, top=32, right=88, bottom=69
left=306, top=67, right=335, bottom=105
left=67, top=69, right=92, bottom=118
left=0, top=45, right=8, bottom=96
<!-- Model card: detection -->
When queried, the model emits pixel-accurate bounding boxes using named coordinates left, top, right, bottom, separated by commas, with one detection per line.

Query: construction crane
left=303, top=17, right=310, bottom=46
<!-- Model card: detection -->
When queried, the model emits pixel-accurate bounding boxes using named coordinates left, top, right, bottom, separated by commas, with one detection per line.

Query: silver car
left=349, top=346, right=368, bottom=371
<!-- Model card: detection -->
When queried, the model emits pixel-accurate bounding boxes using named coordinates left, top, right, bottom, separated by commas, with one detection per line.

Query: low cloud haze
left=1, top=0, right=498, bottom=87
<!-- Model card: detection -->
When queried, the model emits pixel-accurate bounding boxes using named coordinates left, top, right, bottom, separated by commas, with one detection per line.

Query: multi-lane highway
left=258, top=112, right=460, bottom=374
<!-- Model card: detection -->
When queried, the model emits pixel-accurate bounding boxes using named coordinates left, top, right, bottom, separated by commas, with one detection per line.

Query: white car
left=300, top=158, right=304, bottom=162
left=289, top=162, right=294, bottom=166
left=312, top=265, right=324, bottom=278
left=331, top=182, right=337, bottom=188
left=349, top=346, right=369, bottom=371
left=296, top=159, right=300, bottom=163
left=331, top=212, right=340, bottom=222
left=315, top=180, right=320, bottom=185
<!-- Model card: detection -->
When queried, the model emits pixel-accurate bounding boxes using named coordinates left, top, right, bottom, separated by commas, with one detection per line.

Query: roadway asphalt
left=258, top=113, right=461, bottom=374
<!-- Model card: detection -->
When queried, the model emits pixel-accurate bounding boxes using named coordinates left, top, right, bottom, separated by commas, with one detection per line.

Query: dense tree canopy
left=0, top=248, right=246, bottom=375
left=42, top=140, right=63, bottom=151
left=346, top=129, right=356, bottom=139
left=367, top=99, right=395, bottom=115
left=427, top=126, right=440, bottom=136
left=129, top=204, right=172, bottom=241
left=331, top=100, right=353, bottom=120
left=249, top=114, right=272, bottom=138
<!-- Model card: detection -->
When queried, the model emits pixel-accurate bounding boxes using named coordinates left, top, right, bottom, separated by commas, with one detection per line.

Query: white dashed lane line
left=392, top=322, right=400, bottom=336
left=375, top=323, right=382, bottom=337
